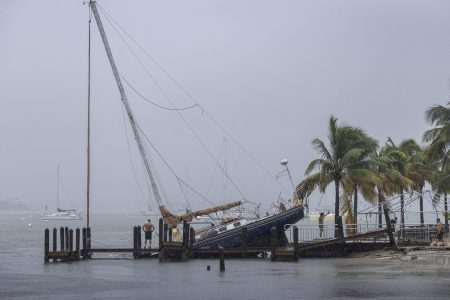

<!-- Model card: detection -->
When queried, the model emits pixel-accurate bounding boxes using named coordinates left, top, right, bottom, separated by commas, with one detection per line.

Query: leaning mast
left=88, top=0, right=164, bottom=208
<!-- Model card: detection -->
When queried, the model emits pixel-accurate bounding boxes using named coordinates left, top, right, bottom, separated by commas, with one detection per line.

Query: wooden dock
left=44, top=216, right=421, bottom=264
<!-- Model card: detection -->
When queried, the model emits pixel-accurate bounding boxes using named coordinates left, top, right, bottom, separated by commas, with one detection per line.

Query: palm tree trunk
left=400, top=187, right=405, bottom=228
left=377, top=189, right=383, bottom=228
left=445, top=192, right=448, bottom=231
left=353, top=186, right=358, bottom=233
left=335, top=179, right=340, bottom=238
left=419, top=187, right=424, bottom=225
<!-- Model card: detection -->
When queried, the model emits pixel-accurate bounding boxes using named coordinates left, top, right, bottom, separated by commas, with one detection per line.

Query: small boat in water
left=43, top=209, right=81, bottom=220
left=42, top=166, right=81, bottom=221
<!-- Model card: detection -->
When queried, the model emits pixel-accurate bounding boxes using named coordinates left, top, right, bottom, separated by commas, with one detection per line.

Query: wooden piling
left=44, top=228, right=49, bottom=262
left=60, top=227, right=65, bottom=251
left=240, top=227, right=248, bottom=258
left=219, top=251, right=225, bottom=272
left=189, top=227, right=195, bottom=255
left=86, top=227, right=91, bottom=259
left=182, top=221, right=189, bottom=248
left=169, top=228, right=173, bottom=242
left=158, top=218, right=163, bottom=251
left=163, top=223, right=168, bottom=242
left=69, top=229, right=73, bottom=255
left=82, top=227, right=87, bottom=259
left=75, top=228, right=80, bottom=260
left=133, top=226, right=138, bottom=258
left=65, top=227, right=69, bottom=250
left=137, top=226, right=142, bottom=252
left=52, top=228, right=57, bottom=262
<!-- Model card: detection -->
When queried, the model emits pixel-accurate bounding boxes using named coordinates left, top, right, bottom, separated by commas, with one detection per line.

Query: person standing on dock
left=143, top=219, right=155, bottom=249
left=319, top=212, right=325, bottom=238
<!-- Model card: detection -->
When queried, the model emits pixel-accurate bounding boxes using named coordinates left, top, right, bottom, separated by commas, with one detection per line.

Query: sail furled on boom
left=159, top=201, right=242, bottom=228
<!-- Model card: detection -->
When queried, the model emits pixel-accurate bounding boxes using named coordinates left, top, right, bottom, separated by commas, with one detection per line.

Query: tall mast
left=86, top=6, right=92, bottom=228
left=89, top=1, right=163, bottom=207
left=56, top=165, right=60, bottom=210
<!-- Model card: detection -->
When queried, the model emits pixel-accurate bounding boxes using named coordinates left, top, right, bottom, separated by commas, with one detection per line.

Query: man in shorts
left=434, top=218, right=446, bottom=246
left=143, top=219, right=155, bottom=249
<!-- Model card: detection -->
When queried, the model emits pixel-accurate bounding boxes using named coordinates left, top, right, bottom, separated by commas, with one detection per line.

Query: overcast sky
left=1, top=0, right=449, bottom=215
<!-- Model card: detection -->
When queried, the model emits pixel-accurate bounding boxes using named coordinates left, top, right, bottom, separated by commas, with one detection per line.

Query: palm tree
left=296, top=116, right=378, bottom=237
left=384, top=138, right=421, bottom=227
left=423, top=101, right=450, bottom=228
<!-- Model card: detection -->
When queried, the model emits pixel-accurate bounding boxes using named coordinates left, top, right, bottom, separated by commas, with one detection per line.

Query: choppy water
left=1, top=213, right=449, bottom=299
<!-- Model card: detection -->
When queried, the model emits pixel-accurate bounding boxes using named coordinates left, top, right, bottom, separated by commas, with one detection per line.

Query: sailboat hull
left=194, top=205, right=304, bottom=249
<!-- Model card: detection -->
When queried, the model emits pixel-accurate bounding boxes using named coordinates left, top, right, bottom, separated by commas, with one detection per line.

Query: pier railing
left=285, top=223, right=436, bottom=243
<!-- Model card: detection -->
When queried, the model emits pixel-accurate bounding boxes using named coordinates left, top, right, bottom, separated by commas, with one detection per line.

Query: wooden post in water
left=52, top=228, right=57, bottom=262
left=65, top=227, right=69, bottom=250
left=86, top=227, right=91, bottom=259
left=60, top=227, right=65, bottom=251
left=158, top=218, right=163, bottom=251
left=219, top=251, right=225, bottom=272
left=163, top=223, right=168, bottom=242
left=270, top=226, right=277, bottom=261
left=75, top=228, right=80, bottom=260
left=169, top=228, right=173, bottom=242
left=240, top=226, right=248, bottom=258
left=133, top=226, right=137, bottom=258
left=293, top=226, right=299, bottom=258
left=189, top=227, right=195, bottom=256
left=69, top=229, right=73, bottom=259
left=82, top=227, right=87, bottom=259
left=137, top=226, right=142, bottom=251
left=44, top=228, right=49, bottom=263
left=182, top=221, right=188, bottom=247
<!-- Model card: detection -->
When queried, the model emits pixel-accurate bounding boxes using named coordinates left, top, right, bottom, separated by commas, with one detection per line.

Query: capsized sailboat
left=88, top=0, right=304, bottom=247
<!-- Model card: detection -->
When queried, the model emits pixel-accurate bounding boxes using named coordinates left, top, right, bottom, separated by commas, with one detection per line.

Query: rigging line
left=98, top=5, right=248, bottom=201
left=96, top=4, right=290, bottom=195
left=120, top=103, right=152, bottom=206
left=177, top=177, right=192, bottom=211
left=205, top=141, right=225, bottom=198
left=122, top=77, right=202, bottom=112
left=136, top=123, right=219, bottom=207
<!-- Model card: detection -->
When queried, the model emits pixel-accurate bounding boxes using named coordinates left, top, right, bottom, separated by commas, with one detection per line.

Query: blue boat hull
left=194, top=205, right=304, bottom=249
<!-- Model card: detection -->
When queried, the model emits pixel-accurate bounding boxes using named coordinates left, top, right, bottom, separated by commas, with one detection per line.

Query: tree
left=296, top=116, right=377, bottom=237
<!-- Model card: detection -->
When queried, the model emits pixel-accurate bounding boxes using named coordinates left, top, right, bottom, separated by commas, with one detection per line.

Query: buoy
left=206, top=265, right=211, bottom=271
left=28, top=223, right=32, bottom=227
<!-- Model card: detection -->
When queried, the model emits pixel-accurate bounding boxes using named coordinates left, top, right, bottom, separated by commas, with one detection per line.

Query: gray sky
left=1, top=0, right=449, bottom=214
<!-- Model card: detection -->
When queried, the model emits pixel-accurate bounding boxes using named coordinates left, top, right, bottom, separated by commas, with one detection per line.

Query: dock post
left=240, top=227, right=248, bottom=258
left=158, top=218, right=163, bottom=251
left=138, top=226, right=142, bottom=258
left=52, top=228, right=57, bottom=262
left=219, top=251, right=225, bottom=272
left=182, top=221, right=188, bottom=247
left=133, top=226, right=137, bottom=258
left=44, top=228, right=49, bottom=263
left=82, top=228, right=87, bottom=259
left=168, top=228, right=173, bottom=242
left=86, top=227, right=91, bottom=259
left=75, top=228, right=80, bottom=260
left=69, top=229, right=73, bottom=260
left=65, top=227, right=69, bottom=251
left=60, top=227, right=65, bottom=251
left=189, top=227, right=195, bottom=256
left=293, top=226, right=299, bottom=258
left=270, top=226, right=277, bottom=261
left=163, top=223, right=168, bottom=242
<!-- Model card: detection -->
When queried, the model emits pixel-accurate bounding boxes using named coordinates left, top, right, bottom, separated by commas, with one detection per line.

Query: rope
left=96, top=3, right=289, bottom=199
left=123, top=77, right=202, bottom=112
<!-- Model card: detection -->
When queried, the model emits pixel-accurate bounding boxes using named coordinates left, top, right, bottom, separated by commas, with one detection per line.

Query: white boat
left=43, top=209, right=81, bottom=220
left=42, top=166, right=81, bottom=221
